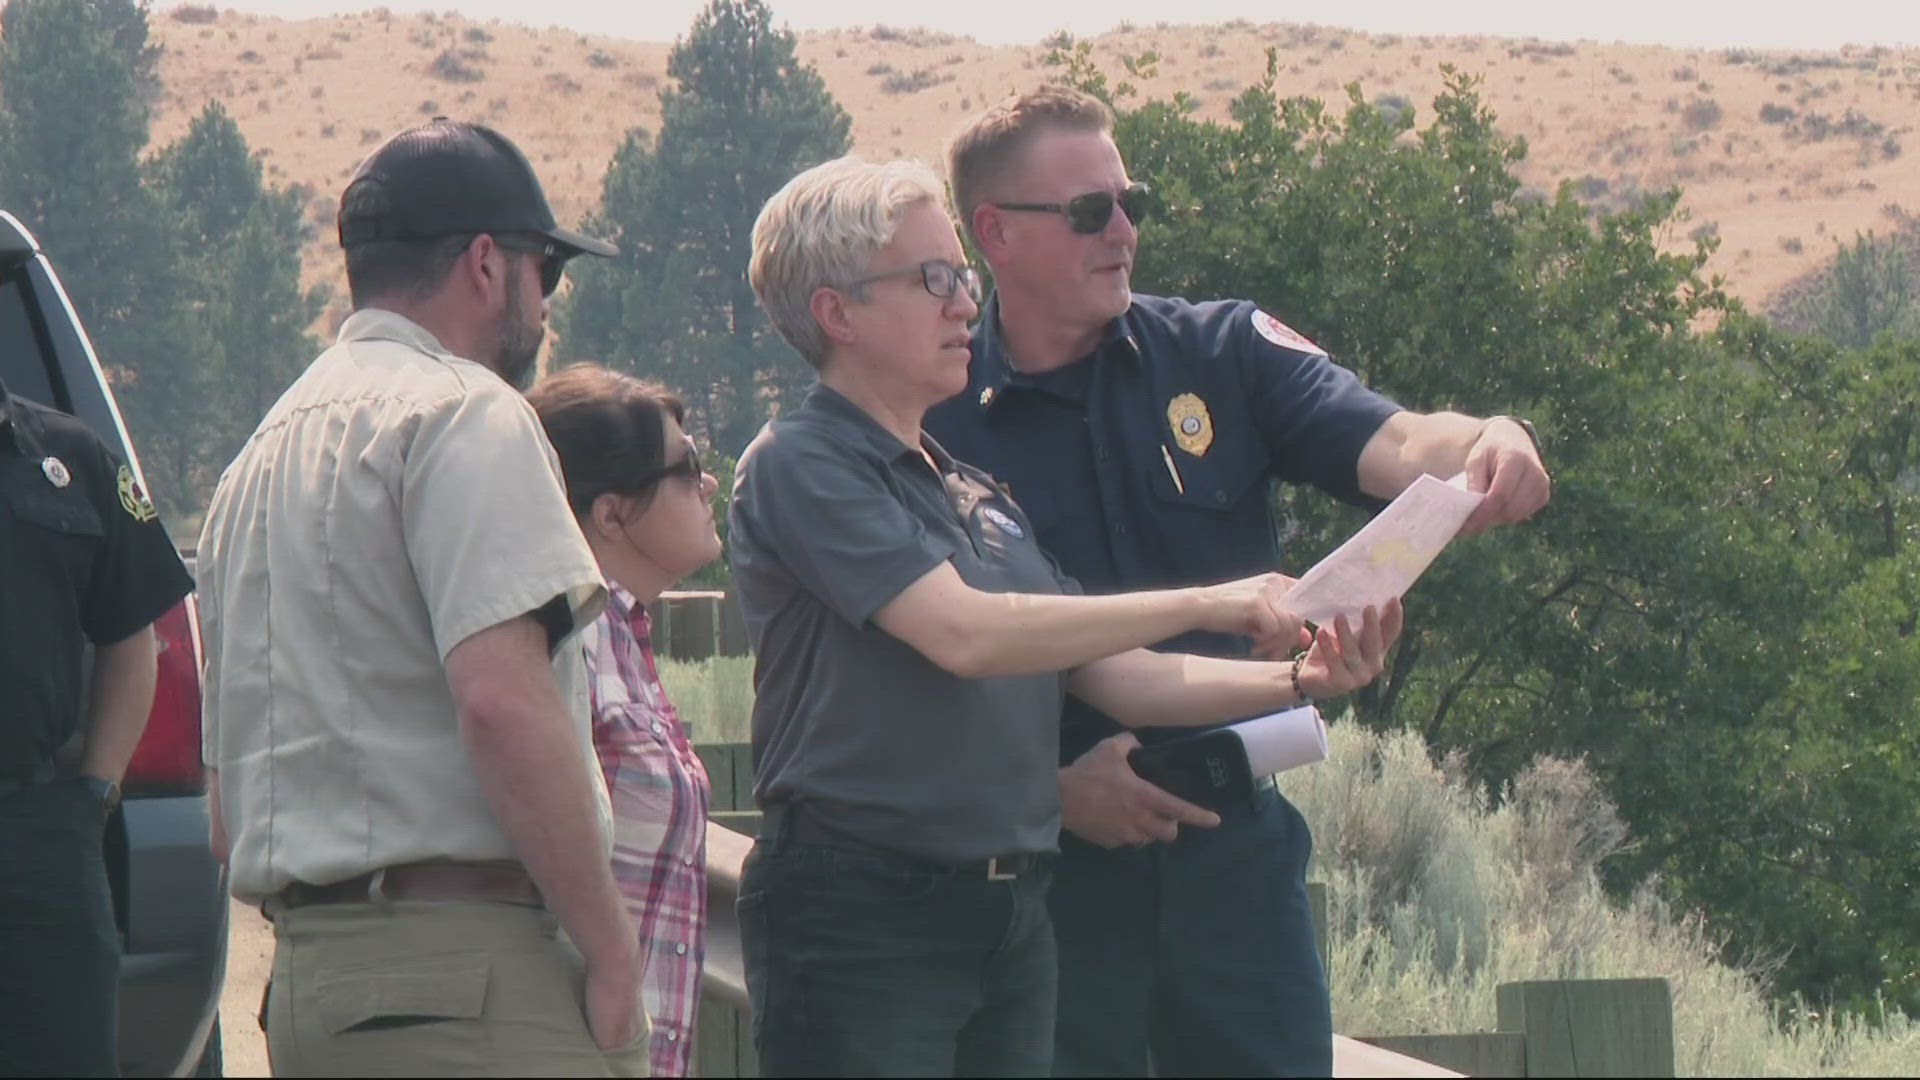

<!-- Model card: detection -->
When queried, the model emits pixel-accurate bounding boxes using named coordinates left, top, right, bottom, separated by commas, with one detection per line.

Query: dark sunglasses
left=636, top=435, right=704, bottom=490
left=491, top=234, right=568, bottom=297
left=994, top=181, right=1152, bottom=235
left=844, top=259, right=984, bottom=305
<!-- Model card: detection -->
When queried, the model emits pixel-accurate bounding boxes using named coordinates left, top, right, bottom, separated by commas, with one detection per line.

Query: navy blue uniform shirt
left=925, top=294, right=1401, bottom=761
left=0, top=377, right=193, bottom=779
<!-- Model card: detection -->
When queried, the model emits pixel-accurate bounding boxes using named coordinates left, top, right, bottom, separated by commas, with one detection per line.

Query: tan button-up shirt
left=198, top=309, right=608, bottom=904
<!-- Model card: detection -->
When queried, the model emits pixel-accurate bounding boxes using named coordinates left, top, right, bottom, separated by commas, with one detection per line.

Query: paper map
left=1278, top=472, right=1484, bottom=624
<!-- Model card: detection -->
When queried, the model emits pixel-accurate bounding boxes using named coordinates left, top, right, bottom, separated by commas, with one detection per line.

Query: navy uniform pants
left=1050, top=781, right=1330, bottom=1077
left=0, top=778, right=119, bottom=1077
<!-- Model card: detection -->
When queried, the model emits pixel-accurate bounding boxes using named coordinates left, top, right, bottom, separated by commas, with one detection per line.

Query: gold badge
left=1166, top=393, right=1213, bottom=457
left=117, top=465, right=157, bottom=523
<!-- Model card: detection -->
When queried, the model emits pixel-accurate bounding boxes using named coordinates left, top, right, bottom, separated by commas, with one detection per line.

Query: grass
left=655, top=655, right=753, bottom=744
left=1287, top=720, right=1920, bottom=1076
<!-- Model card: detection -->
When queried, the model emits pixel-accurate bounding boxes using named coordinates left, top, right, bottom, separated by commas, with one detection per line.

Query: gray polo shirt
left=729, top=384, right=1075, bottom=862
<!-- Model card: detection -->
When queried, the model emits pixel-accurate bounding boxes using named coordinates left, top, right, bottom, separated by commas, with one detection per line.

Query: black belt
left=763, top=802, right=1051, bottom=882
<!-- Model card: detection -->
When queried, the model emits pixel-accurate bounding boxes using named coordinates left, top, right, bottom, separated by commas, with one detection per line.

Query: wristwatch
left=1489, top=415, right=1542, bottom=459
left=81, top=775, right=122, bottom=820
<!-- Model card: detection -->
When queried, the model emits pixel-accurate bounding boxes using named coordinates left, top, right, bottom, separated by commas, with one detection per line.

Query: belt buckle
left=986, top=856, right=1018, bottom=881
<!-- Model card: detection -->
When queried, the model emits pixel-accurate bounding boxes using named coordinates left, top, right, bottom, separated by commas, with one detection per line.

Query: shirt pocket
left=312, top=951, right=490, bottom=1035
left=7, top=484, right=105, bottom=583
left=1150, top=437, right=1265, bottom=515
left=9, top=484, right=105, bottom=538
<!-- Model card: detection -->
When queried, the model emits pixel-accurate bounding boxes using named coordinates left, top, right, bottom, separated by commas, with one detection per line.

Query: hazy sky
left=172, top=0, right=1920, bottom=50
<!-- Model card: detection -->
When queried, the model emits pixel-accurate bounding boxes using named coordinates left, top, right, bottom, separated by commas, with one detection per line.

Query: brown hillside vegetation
left=146, top=7, right=1920, bottom=325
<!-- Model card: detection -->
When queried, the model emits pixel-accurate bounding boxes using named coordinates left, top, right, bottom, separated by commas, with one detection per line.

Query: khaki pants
left=263, top=898, right=649, bottom=1078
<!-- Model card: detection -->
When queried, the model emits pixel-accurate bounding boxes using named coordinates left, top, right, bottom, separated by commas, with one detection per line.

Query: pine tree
left=557, top=0, right=851, bottom=455
left=0, top=3, right=322, bottom=514
left=149, top=101, right=324, bottom=460
left=0, top=0, right=174, bottom=388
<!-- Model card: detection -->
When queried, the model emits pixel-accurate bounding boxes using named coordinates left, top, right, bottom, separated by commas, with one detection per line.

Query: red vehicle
left=0, top=211, right=225, bottom=1075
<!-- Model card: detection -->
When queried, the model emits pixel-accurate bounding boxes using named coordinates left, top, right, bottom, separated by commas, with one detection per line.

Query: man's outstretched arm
left=1356, top=410, right=1551, bottom=534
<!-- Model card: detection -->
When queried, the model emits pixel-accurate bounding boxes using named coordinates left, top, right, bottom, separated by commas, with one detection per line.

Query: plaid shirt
left=582, top=584, right=712, bottom=1077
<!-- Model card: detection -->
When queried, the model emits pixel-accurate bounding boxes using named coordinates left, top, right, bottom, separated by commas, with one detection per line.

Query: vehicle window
left=0, top=266, right=60, bottom=408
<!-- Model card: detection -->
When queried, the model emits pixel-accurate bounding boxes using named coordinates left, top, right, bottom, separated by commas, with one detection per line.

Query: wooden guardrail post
left=1495, top=977, right=1674, bottom=1077
left=693, top=993, right=756, bottom=1078
left=719, top=591, right=751, bottom=656
left=695, top=743, right=754, bottom=812
left=680, top=593, right=720, bottom=660
left=652, top=590, right=749, bottom=659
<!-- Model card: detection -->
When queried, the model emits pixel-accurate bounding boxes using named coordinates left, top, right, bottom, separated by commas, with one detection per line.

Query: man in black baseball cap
left=200, top=119, right=648, bottom=1076
left=336, top=117, right=617, bottom=388
left=339, top=117, right=616, bottom=258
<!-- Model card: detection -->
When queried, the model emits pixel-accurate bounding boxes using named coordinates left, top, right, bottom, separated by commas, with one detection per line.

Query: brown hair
left=526, top=363, right=686, bottom=518
left=947, top=85, right=1114, bottom=240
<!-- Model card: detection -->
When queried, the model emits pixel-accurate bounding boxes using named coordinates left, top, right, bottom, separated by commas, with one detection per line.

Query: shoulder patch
left=1251, top=309, right=1323, bottom=355
left=117, top=465, right=158, bottom=523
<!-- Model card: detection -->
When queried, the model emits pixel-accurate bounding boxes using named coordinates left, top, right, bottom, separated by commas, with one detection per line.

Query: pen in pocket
left=1159, top=444, right=1185, bottom=495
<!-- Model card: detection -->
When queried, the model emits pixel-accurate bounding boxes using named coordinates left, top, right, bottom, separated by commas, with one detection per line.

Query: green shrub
left=1288, top=721, right=1920, bottom=1075
left=880, top=67, right=951, bottom=95
left=1681, top=97, right=1723, bottom=131
left=428, top=49, right=483, bottom=82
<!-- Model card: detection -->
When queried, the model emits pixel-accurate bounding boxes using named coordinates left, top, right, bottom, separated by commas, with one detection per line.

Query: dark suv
left=0, top=211, right=226, bottom=1076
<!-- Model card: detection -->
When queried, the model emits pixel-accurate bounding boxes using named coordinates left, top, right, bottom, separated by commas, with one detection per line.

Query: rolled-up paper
left=1228, top=705, right=1328, bottom=775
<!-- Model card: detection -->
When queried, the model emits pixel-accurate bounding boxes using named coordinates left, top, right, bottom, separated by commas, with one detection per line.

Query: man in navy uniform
left=928, top=86, right=1551, bottom=1076
left=0, top=377, right=193, bottom=1076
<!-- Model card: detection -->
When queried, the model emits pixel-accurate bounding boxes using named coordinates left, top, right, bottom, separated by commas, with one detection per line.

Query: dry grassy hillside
left=148, top=7, right=1920, bottom=324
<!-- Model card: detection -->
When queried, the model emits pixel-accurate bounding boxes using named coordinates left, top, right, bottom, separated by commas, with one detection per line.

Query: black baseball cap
left=338, top=118, right=616, bottom=258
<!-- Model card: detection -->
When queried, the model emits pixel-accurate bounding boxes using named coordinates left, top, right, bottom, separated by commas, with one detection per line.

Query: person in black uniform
left=0, top=377, right=194, bottom=1077
left=929, top=86, right=1551, bottom=1077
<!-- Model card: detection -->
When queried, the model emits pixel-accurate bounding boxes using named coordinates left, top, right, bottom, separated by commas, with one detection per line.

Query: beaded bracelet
left=1290, top=661, right=1313, bottom=706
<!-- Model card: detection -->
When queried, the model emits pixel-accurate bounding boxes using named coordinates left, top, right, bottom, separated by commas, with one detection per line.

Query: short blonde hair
left=949, top=85, right=1113, bottom=241
left=748, top=157, right=949, bottom=368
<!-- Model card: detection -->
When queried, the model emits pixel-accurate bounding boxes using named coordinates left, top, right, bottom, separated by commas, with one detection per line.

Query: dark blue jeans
left=0, top=778, right=119, bottom=1077
left=738, top=821, right=1057, bottom=1077
left=1050, top=782, right=1330, bottom=1077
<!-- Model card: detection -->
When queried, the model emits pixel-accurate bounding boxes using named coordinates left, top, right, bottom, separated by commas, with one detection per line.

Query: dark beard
left=494, top=261, right=544, bottom=389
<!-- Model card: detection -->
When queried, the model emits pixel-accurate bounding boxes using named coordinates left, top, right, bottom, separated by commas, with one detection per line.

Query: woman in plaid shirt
left=530, top=364, right=723, bottom=1076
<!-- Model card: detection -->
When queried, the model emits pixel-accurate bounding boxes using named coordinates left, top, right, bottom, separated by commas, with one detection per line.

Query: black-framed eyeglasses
left=843, top=260, right=984, bottom=306
left=994, top=181, right=1152, bottom=235
left=635, top=435, right=704, bottom=490
left=492, top=234, right=568, bottom=297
